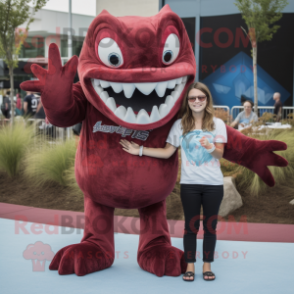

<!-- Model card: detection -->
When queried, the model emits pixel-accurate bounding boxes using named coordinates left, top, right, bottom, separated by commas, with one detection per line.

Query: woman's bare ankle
left=186, top=262, right=195, bottom=272
left=203, top=262, right=211, bottom=271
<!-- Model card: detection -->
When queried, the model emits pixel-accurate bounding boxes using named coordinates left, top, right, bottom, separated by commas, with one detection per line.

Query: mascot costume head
left=21, top=5, right=287, bottom=277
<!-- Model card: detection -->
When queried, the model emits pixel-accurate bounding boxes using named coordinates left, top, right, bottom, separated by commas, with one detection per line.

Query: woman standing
left=15, top=93, right=23, bottom=116
left=119, top=82, right=227, bottom=282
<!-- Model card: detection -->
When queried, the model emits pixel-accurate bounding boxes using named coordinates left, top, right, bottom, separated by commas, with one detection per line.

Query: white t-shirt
left=166, top=117, right=227, bottom=185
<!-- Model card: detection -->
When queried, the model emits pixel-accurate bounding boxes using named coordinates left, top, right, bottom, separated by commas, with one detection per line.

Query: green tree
left=0, top=0, right=48, bottom=124
left=235, top=0, right=288, bottom=115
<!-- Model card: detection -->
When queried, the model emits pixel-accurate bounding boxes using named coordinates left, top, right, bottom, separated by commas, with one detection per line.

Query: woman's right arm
left=119, top=139, right=177, bottom=159
left=142, top=143, right=177, bottom=159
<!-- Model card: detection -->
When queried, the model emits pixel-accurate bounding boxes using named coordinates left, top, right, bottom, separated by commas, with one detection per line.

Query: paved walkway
left=0, top=216, right=293, bottom=294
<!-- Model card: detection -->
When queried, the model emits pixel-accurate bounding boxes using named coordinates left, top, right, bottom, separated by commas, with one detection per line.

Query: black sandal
left=183, top=271, right=195, bottom=282
left=203, top=271, right=215, bottom=281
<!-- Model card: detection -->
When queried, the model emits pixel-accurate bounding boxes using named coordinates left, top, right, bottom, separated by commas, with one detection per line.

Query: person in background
left=273, top=92, right=283, bottom=122
left=16, top=93, right=22, bottom=110
left=1, top=91, right=11, bottom=119
left=14, top=93, right=23, bottom=116
left=23, top=91, right=39, bottom=117
left=34, top=98, right=46, bottom=119
left=230, top=100, right=258, bottom=129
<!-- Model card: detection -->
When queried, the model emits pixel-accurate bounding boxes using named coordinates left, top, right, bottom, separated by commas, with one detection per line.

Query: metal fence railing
left=1, top=104, right=293, bottom=138
left=25, top=118, right=73, bottom=144
left=213, top=105, right=231, bottom=124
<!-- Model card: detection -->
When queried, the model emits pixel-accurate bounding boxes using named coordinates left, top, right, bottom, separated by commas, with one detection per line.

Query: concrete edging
left=1, top=203, right=294, bottom=242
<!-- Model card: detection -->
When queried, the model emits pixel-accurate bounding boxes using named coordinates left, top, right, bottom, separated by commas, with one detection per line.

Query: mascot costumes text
left=21, top=5, right=288, bottom=277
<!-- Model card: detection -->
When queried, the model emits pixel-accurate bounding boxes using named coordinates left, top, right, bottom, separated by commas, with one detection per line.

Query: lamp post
left=68, top=0, right=72, bottom=59
left=65, top=0, right=73, bottom=140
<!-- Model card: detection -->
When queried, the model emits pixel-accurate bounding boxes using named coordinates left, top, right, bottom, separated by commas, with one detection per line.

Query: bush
left=0, top=123, right=34, bottom=177
left=214, top=109, right=230, bottom=124
left=25, top=138, right=76, bottom=186
left=220, top=158, right=239, bottom=177
left=64, top=165, right=83, bottom=196
left=281, top=113, right=294, bottom=127
left=258, top=112, right=275, bottom=124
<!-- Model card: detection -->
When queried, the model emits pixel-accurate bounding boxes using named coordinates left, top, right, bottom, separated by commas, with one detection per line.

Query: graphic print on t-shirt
left=165, top=117, right=227, bottom=185
left=180, top=130, right=214, bottom=166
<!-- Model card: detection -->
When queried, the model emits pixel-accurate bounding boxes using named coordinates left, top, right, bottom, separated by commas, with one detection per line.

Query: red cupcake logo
left=23, top=241, right=55, bottom=272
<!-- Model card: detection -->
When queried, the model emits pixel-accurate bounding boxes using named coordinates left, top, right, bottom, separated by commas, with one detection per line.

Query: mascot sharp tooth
left=159, top=103, right=168, bottom=117
left=114, top=105, right=127, bottom=119
left=136, top=109, right=150, bottom=124
left=155, top=81, right=168, bottom=97
left=109, top=82, right=123, bottom=93
left=134, top=82, right=157, bottom=96
left=106, top=97, right=116, bottom=112
left=165, top=95, right=174, bottom=109
left=175, top=84, right=182, bottom=92
left=94, top=79, right=100, bottom=87
left=124, top=107, right=137, bottom=123
left=176, top=77, right=182, bottom=84
left=122, top=83, right=136, bottom=98
left=171, top=90, right=180, bottom=100
left=150, top=105, right=161, bottom=123
left=100, top=91, right=109, bottom=103
left=100, top=80, right=110, bottom=88
left=182, top=76, right=187, bottom=83
left=167, top=79, right=177, bottom=89
left=95, top=85, right=103, bottom=95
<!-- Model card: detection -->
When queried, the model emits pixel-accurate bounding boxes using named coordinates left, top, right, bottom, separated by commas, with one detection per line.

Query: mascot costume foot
left=21, top=5, right=288, bottom=277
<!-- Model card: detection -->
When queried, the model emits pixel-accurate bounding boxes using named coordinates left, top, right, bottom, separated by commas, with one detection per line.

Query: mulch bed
left=0, top=172, right=293, bottom=224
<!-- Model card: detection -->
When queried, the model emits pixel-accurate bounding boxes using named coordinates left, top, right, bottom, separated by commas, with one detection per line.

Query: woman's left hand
left=199, top=136, right=212, bottom=149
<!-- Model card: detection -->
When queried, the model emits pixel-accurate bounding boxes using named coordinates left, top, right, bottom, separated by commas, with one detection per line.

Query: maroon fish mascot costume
left=21, top=5, right=288, bottom=277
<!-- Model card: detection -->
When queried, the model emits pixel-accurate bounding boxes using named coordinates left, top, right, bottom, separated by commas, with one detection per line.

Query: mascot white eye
left=98, top=38, right=123, bottom=68
left=162, top=34, right=180, bottom=65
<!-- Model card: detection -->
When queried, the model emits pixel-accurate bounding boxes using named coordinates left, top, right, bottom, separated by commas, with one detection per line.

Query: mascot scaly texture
left=21, top=5, right=288, bottom=277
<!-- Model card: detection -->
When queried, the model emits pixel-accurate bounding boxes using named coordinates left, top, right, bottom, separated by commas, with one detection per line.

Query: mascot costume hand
left=20, top=5, right=288, bottom=277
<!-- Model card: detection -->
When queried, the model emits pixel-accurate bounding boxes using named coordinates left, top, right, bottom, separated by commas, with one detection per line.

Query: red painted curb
left=1, top=202, right=294, bottom=242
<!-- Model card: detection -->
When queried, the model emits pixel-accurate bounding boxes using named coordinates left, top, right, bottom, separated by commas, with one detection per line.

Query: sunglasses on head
left=187, top=95, right=207, bottom=102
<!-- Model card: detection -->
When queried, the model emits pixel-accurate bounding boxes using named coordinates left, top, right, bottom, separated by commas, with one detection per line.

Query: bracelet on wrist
left=139, top=145, right=143, bottom=156
left=205, top=143, right=215, bottom=153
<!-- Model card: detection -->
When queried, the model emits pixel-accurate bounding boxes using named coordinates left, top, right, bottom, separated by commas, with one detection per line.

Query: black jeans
left=180, top=184, right=224, bottom=263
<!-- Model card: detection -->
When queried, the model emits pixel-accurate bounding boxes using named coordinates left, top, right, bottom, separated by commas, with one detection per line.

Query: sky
left=29, top=0, right=96, bottom=16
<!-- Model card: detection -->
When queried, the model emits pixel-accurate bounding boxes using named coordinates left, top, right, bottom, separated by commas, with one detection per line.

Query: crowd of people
left=0, top=91, right=46, bottom=120
left=0, top=90, right=59, bottom=138
left=0, top=90, right=285, bottom=134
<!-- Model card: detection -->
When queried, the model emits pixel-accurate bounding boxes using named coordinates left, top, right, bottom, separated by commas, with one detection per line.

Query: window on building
left=19, top=37, right=45, bottom=58
left=61, top=37, right=84, bottom=57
